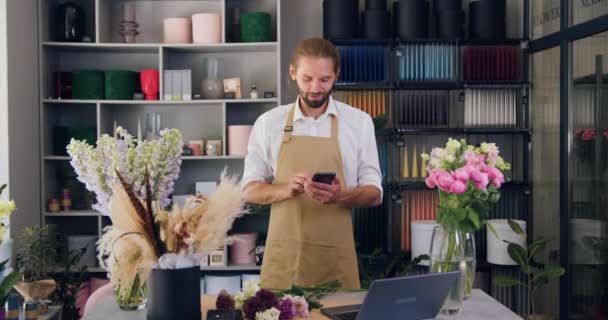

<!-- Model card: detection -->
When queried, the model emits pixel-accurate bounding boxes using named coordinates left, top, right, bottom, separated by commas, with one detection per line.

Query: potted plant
left=0, top=259, right=21, bottom=318
left=51, top=247, right=89, bottom=320
left=494, top=220, right=566, bottom=320
left=14, top=226, right=58, bottom=301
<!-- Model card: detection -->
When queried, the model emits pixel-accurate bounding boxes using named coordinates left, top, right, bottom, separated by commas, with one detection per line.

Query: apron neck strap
left=282, top=103, right=339, bottom=143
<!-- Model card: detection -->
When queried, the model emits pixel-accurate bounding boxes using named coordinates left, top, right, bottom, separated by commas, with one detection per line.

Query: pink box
left=228, top=125, right=253, bottom=156
left=192, top=13, right=222, bottom=43
left=163, top=18, right=192, bottom=43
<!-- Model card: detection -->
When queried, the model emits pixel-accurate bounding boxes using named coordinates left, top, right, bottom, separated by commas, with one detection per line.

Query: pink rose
left=582, top=129, right=596, bottom=141
left=484, top=166, right=502, bottom=180
left=474, top=172, right=489, bottom=190
left=436, top=171, right=454, bottom=192
left=449, top=180, right=467, bottom=194
left=425, top=169, right=443, bottom=188
left=492, top=171, right=505, bottom=188
left=453, top=167, right=470, bottom=182
left=604, top=129, right=608, bottom=140
left=575, top=129, right=583, bottom=137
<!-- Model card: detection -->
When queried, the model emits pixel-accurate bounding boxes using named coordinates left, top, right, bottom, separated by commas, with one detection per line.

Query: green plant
left=357, top=247, right=428, bottom=289
left=52, top=247, right=89, bottom=320
left=0, top=259, right=21, bottom=307
left=494, top=220, right=565, bottom=316
left=16, top=226, right=57, bottom=282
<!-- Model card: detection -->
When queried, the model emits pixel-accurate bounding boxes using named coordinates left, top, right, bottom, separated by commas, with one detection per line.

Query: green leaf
left=0, top=184, right=6, bottom=196
left=489, top=191, right=501, bottom=203
left=521, top=265, right=537, bottom=275
left=528, top=238, right=549, bottom=259
left=453, top=208, right=467, bottom=222
left=0, top=271, right=21, bottom=304
left=533, top=267, right=565, bottom=283
left=467, top=208, right=481, bottom=229
left=493, top=275, right=520, bottom=287
left=487, top=223, right=499, bottom=239
left=507, top=242, right=528, bottom=267
left=508, top=219, right=525, bottom=235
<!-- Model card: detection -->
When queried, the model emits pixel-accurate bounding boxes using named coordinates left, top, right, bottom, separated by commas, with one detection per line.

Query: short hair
left=289, top=37, right=340, bottom=74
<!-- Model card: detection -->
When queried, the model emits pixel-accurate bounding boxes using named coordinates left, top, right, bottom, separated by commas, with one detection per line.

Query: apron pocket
left=295, top=242, right=339, bottom=287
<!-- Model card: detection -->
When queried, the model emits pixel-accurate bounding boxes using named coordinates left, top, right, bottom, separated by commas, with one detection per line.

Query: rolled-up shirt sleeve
left=357, top=115, right=383, bottom=201
left=241, top=116, right=273, bottom=189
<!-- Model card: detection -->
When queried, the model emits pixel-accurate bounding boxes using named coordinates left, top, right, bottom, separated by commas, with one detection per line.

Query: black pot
left=363, top=10, right=390, bottom=39
left=324, top=0, right=359, bottom=39
left=469, top=1, right=480, bottom=39
left=398, top=0, right=429, bottom=39
left=54, top=1, right=84, bottom=42
left=472, top=0, right=506, bottom=40
left=434, top=0, right=461, bottom=12
left=436, top=10, right=464, bottom=39
left=147, top=267, right=201, bottom=320
left=366, top=0, right=387, bottom=10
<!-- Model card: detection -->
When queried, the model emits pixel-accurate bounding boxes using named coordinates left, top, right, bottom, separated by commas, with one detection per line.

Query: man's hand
left=304, top=175, right=342, bottom=204
left=283, top=173, right=308, bottom=199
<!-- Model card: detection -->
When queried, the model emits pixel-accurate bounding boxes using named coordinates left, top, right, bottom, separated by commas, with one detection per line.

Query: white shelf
left=44, top=156, right=70, bottom=160
left=200, top=264, right=261, bottom=271
left=43, top=98, right=278, bottom=105
left=41, top=41, right=278, bottom=53
left=44, top=210, right=102, bottom=217
left=183, top=156, right=245, bottom=160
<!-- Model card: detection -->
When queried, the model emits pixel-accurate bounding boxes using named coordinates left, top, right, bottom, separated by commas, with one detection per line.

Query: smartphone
left=312, top=172, right=336, bottom=184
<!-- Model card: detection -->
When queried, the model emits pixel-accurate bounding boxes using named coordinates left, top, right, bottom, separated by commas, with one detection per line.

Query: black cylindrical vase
left=363, top=10, right=390, bottom=39
left=436, top=10, right=464, bottom=39
left=434, top=0, right=461, bottom=12
left=393, top=1, right=400, bottom=36
left=366, top=0, right=387, bottom=10
left=54, top=1, right=84, bottom=42
left=469, top=1, right=480, bottom=39
left=398, top=0, right=429, bottom=39
left=324, top=0, right=359, bottom=39
left=147, top=267, right=201, bottom=320
left=472, top=0, right=506, bottom=40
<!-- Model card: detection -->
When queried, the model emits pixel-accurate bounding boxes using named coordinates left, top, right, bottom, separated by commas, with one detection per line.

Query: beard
left=298, top=85, right=333, bottom=109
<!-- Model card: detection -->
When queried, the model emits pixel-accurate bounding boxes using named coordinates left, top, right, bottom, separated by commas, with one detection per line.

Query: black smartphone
left=312, top=172, right=336, bottom=184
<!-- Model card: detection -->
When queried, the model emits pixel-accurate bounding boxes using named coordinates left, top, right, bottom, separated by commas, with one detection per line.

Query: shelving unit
left=38, top=0, right=280, bottom=275
left=331, top=35, right=531, bottom=316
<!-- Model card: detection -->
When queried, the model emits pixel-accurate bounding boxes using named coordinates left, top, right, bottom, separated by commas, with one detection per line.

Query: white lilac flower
left=67, top=127, right=183, bottom=216
left=255, top=307, right=281, bottom=320
left=445, top=138, right=461, bottom=155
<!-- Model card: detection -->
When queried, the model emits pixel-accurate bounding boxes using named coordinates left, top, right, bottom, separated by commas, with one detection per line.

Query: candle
left=114, top=120, right=117, bottom=138
left=137, top=117, right=142, bottom=141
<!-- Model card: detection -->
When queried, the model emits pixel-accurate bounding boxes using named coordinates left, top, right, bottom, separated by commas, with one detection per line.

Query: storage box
left=172, top=71, right=182, bottom=100
left=163, top=70, right=173, bottom=100
left=181, top=70, right=192, bottom=100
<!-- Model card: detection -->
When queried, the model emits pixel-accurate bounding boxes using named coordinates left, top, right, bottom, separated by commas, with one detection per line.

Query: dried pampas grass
left=190, top=172, right=246, bottom=254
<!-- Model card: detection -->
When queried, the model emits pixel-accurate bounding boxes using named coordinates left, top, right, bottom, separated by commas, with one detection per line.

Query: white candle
left=113, top=121, right=117, bottom=138
left=137, top=117, right=142, bottom=141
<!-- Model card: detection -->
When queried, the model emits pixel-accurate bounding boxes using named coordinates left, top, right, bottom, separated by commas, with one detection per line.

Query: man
left=241, top=37, right=382, bottom=290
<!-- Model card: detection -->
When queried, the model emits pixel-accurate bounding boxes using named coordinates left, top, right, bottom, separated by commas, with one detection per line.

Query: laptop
left=321, top=271, right=460, bottom=320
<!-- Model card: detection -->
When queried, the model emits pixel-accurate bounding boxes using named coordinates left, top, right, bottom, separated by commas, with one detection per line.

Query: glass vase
left=463, top=232, right=476, bottom=300
left=113, top=273, right=147, bottom=310
left=429, top=226, right=466, bottom=315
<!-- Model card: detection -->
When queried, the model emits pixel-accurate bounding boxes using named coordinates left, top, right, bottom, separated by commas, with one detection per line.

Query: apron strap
left=282, top=104, right=296, bottom=143
left=282, top=102, right=339, bottom=142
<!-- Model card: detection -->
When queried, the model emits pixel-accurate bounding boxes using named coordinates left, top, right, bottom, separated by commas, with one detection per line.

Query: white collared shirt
left=242, top=96, right=383, bottom=199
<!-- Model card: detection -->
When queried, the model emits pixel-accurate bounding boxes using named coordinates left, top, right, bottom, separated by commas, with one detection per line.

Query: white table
left=83, top=289, right=521, bottom=320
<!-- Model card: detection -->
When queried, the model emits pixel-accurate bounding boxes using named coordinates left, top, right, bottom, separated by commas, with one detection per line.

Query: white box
left=196, top=181, right=218, bottom=196
left=209, top=246, right=227, bottom=267
left=172, top=70, right=182, bottom=101
left=181, top=70, right=192, bottom=101
left=163, top=71, right=173, bottom=100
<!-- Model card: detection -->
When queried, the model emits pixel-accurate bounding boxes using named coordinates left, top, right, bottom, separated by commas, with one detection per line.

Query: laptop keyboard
left=334, top=311, right=359, bottom=320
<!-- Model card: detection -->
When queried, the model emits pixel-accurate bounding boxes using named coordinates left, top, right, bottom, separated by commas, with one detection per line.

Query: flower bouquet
left=68, top=128, right=247, bottom=311
left=214, top=279, right=341, bottom=320
left=421, top=138, right=510, bottom=312
left=574, top=128, right=608, bottom=160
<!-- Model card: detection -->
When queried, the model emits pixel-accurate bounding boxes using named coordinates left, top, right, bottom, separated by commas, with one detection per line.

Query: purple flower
left=243, top=296, right=264, bottom=320
left=255, top=289, right=279, bottom=310
left=278, top=298, right=296, bottom=320
left=216, top=290, right=235, bottom=310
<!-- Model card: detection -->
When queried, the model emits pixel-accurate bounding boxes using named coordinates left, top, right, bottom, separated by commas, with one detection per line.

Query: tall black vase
left=147, top=267, right=201, bottom=320
left=54, top=1, right=84, bottom=42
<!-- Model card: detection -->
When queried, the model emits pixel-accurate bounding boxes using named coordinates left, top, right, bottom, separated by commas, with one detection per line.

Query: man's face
left=289, top=56, right=338, bottom=109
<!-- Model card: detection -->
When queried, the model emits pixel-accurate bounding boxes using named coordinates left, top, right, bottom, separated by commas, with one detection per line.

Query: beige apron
left=260, top=104, right=360, bottom=290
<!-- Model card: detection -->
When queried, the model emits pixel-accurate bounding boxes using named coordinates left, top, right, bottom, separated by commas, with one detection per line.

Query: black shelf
left=383, top=181, right=530, bottom=191
left=376, top=128, right=531, bottom=136
left=335, top=82, right=392, bottom=89
left=395, top=81, right=461, bottom=90
left=462, top=39, right=525, bottom=46
left=462, top=81, right=530, bottom=88
left=328, top=38, right=391, bottom=46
